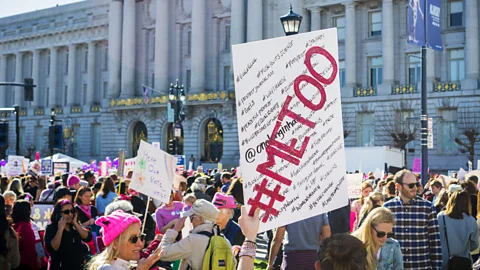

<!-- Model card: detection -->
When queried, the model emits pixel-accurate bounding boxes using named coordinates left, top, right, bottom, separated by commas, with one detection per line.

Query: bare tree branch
left=453, top=103, right=480, bottom=164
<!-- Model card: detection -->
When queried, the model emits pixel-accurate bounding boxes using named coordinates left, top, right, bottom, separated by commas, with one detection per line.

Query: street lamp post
left=169, top=79, right=186, bottom=155
left=280, top=4, right=303, bottom=36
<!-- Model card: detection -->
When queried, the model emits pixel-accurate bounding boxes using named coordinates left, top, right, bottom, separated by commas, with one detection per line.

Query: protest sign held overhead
left=130, top=140, right=177, bottom=203
left=7, top=155, right=25, bottom=178
left=347, top=174, right=363, bottom=199
left=232, top=28, right=348, bottom=232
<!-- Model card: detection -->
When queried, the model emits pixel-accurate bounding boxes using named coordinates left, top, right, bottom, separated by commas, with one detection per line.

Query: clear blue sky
left=0, top=0, right=84, bottom=19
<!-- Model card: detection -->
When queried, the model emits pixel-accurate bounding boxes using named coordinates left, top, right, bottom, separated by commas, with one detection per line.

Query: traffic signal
left=49, top=125, right=63, bottom=150
left=0, top=123, right=8, bottom=147
left=24, top=78, right=34, bottom=102
left=168, top=139, right=176, bottom=154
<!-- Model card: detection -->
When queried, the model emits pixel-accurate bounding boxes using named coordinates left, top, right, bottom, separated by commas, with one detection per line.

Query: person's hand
left=58, top=217, right=67, bottom=231
left=71, top=213, right=79, bottom=226
left=88, top=218, right=95, bottom=226
left=154, top=234, right=163, bottom=241
left=137, top=248, right=164, bottom=270
left=238, top=206, right=260, bottom=241
left=173, top=217, right=186, bottom=232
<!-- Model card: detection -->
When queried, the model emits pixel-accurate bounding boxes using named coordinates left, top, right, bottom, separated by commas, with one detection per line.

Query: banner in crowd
left=130, top=140, right=177, bottom=203
left=347, top=174, right=363, bottom=199
left=7, top=155, right=26, bottom=177
left=53, top=162, right=69, bottom=175
left=31, top=203, right=54, bottom=231
left=174, top=155, right=186, bottom=171
left=232, top=28, right=348, bottom=232
left=412, top=158, right=421, bottom=174
left=40, top=159, right=53, bottom=175
left=124, top=158, right=136, bottom=177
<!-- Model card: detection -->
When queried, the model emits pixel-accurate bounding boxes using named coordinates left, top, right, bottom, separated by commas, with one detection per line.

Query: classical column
left=14, top=52, right=23, bottom=105
left=108, top=0, right=123, bottom=98
left=120, top=0, right=136, bottom=97
left=247, top=0, right=262, bottom=42
left=86, top=42, right=96, bottom=105
left=310, top=7, right=321, bottom=31
left=229, top=0, right=246, bottom=89
left=67, top=44, right=77, bottom=106
left=426, top=49, right=436, bottom=91
left=49, top=47, right=58, bottom=107
left=191, top=0, right=206, bottom=92
left=463, top=0, right=479, bottom=89
left=379, top=0, right=394, bottom=94
left=0, top=55, right=7, bottom=108
left=155, top=0, right=169, bottom=92
left=32, top=49, right=41, bottom=107
left=343, top=2, right=356, bottom=95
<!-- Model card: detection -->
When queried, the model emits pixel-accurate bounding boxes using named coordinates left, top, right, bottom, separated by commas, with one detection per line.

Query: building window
left=62, top=86, right=67, bottom=106
left=187, top=30, right=192, bottom=55
left=369, top=56, right=383, bottom=88
left=35, top=126, right=43, bottom=153
left=449, top=1, right=463, bottom=27
left=83, top=84, right=87, bottom=105
left=47, top=53, right=51, bottom=75
left=224, top=66, right=230, bottom=90
left=449, top=49, right=465, bottom=81
left=368, top=11, right=382, bottom=37
left=65, top=53, right=69, bottom=73
left=225, top=25, right=231, bottom=51
left=356, top=112, right=375, bottom=147
left=103, top=82, right=108, bottom=99
left=91, top=124, right=101, bottom=156
left=103, top=45, right=108, bottom=70
left=151, top=73, right=155, bottom=89
left=186, top=69, right=191, bottom=91
left=407, top=53, right=421, bottom=84
left=333, top=16, right=345, bottom=41
left=46, top=87, right=50, bottom=107
left=202, top=118, right=223, bottom=163
left=339, top=60, right=345, bottom=88
left=83, top=49, right=88, bottom=72
left=438, top=109, right=458, bottom=154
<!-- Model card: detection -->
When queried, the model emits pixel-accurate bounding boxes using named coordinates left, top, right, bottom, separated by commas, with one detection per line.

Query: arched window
left=166, top=123, right=184, bottom=155
left=202, top=118, right=223, bottom=163
left=131, top=121, right=148, bottom=157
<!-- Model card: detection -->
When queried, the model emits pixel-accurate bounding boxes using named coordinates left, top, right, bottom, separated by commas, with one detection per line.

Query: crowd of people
left=0, top=164, right=478, bottom=270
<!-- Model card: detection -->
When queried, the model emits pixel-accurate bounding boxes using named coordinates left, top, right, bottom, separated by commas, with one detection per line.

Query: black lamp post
left=169, top=79, right=186, bottom=155
left=280, top=4, right=303, bottom=36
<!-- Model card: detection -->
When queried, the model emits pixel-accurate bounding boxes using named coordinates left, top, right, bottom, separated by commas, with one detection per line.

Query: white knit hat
left=181, top=199, right=219, bottom=222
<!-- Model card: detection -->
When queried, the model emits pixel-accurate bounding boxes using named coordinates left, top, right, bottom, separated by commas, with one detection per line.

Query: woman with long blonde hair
left=358, top=191, right=385, bottom=228
left=353, top=207, right=403, bottom=270
left=88, top=210, right=164, bottom=270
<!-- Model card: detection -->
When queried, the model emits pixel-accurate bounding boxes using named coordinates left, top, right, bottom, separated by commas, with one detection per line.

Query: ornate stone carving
left=144, top=0, right=155, bottom=25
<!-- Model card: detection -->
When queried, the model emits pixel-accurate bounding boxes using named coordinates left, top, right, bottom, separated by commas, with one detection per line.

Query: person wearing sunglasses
left=87, top=210, right=164, bottom=270
left=44, top=199, right=92, bottom=270
left=383, top=169, right=442, bottom=270
left=353, top=207, right=403, bottom=270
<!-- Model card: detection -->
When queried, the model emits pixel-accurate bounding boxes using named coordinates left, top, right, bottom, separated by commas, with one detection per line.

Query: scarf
left=78, top=204, right=92, bottom=220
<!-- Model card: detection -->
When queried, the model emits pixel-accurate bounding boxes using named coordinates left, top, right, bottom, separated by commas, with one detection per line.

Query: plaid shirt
left=383, top=197, right=442, bottom=270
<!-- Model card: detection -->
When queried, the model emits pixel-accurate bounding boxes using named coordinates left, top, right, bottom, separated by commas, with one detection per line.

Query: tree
left=453, top=105, right=480, bottom=165
left=342, top=108, right=354, bottom=139
left=377, top=99, right=419, bottom=167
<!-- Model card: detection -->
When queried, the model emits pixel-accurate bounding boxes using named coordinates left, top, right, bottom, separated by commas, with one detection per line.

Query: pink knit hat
left=67, top=175, right=80, bottom=187
left=95, top=210, right=141, bottom=246
left=213, top=193, right=237, bottom=209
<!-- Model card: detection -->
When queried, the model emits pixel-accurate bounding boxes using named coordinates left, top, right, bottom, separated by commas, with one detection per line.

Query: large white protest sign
left=232, top=28, right=347, bottom=232
left=7, top=155, right=26, bottom=177
left=347, top=174, right=363, bottom=199
left=131, top=140, right=177, bottom=203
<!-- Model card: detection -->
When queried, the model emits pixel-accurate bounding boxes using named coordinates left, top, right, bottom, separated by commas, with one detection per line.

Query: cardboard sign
left=117, top=150, right=126, bottom=178
left=412, top=158, right=421, bottom=174
left=30, top=203, right=54, bottom=231
left=30, top=160, right=41, bottom=176
left=347, top=173, right=363, bottom=199
left=7, top=155, right=26, bottom=177
left=40, top=159, right=53, bottom=175
left=131, top=140, right=177, bottom=203
left=232, top=28, right=347, bottom=232
left=53, top=162, right=70, bottom=175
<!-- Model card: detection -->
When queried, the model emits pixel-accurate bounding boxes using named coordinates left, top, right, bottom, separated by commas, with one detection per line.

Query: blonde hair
left=353, top=207, right=395, bottom=270
left=87, top=223, right=138, bottom=270
left=183, top=193, right=196, bottom=205
left=359, top=192, right=384, bottom=219
left=3, top=191, right=16, bottom=202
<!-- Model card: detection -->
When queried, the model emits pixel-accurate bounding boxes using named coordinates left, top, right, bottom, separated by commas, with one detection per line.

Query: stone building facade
left=0, top=0, right=478, bottom=172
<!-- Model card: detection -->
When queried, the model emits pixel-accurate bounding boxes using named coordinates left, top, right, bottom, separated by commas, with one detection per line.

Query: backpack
left=197, top=225, right=235, bottom=270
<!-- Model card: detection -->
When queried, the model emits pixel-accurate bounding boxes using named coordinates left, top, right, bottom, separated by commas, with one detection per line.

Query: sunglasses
left=401, top=182, right=421, bottom=189
left=372, top=226, right=395, bottom=238
left=61, top=209, right=75, bottom=215
left=129, top=233, right=146, bottom=244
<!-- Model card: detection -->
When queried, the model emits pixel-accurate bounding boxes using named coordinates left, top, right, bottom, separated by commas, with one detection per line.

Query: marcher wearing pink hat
left=67, top=175, right=81, bottom=190
left=213, top=193, right=245, bottom=246
left=87, top=210, right=164, bottom=270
